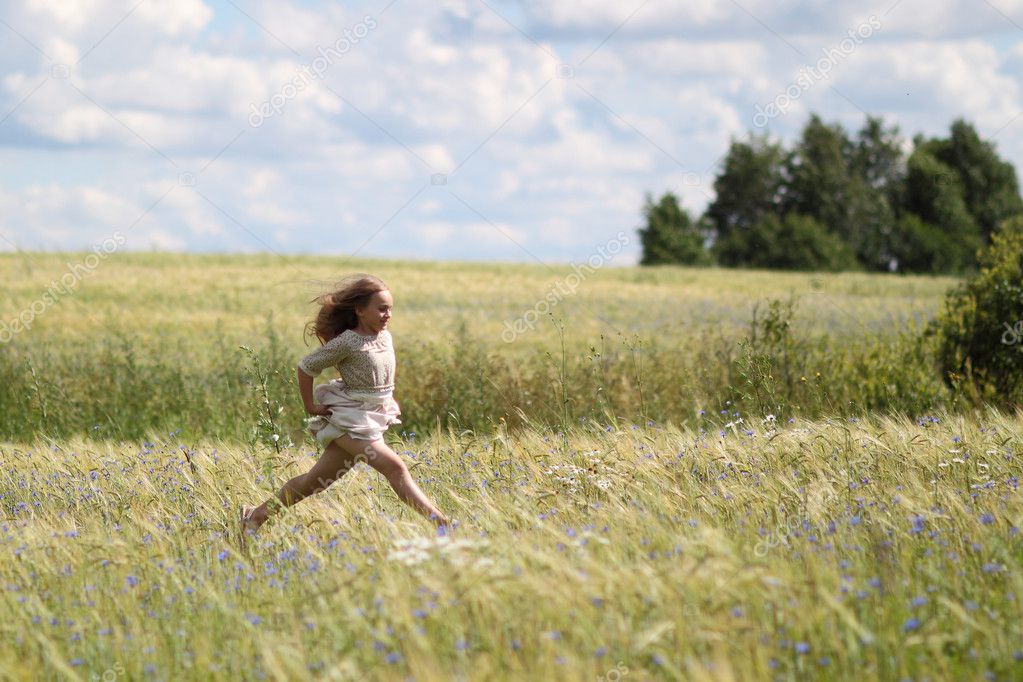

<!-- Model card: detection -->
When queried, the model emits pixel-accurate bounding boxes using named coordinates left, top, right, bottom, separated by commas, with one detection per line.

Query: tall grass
left=0, top=297, right=952, bottom=443
left=1, top=410, right=1020, bottom=680
left=0, top=252, right=959, bottom=442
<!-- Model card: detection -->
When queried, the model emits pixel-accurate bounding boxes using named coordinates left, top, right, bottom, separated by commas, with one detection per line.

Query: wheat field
left=2, top=253, right=1020, bottom=681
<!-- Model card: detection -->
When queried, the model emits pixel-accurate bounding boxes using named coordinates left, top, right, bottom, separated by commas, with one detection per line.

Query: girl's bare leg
left=246, top=438, right=359, bottom=530
left=333, top=433, right=451, bottom=527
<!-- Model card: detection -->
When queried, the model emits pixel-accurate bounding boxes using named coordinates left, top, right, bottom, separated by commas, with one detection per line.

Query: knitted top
left=297, top=329, right=395, bottom=394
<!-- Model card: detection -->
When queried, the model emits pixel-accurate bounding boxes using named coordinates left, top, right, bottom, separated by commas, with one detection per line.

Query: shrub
left=929, top=223, right=1023, bottom=403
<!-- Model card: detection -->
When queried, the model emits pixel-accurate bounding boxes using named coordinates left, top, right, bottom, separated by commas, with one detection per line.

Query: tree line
left=638, top=114, right=1023, bottom=273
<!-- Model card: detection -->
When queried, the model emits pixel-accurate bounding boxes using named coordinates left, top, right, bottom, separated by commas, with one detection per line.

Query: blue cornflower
left=980, top=513, right=995, bottom=525
left=385, top=652, right=401, bottom=664
left=595, top=646, right=607, bottom=658
left=903, top=617, right=921, bottom=632
left=795, top=642, right=810, bottom=654
left=911, top=596, right=928, bottom=607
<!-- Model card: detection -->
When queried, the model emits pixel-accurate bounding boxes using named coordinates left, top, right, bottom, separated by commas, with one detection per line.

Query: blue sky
left=1, top=0, right=1021, bottom=266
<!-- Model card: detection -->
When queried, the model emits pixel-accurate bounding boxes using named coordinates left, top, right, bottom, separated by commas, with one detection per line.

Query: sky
left=0, top=0, right=1021, bottom=267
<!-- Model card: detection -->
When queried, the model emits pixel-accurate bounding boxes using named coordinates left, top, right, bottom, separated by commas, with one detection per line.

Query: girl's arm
left=297, top=366, right=329, bottom=416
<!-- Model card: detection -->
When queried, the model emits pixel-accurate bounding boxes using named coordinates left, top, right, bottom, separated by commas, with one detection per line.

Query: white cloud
left=0, top=0, right=1019, bottom=265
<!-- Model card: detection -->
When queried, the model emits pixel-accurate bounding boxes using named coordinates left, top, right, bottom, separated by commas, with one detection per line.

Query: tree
left=783, top=114, right=857, bottom=240
left=637, top=192, right=707, bottom=265
left=713, top=212, right=859, bottom=272
left=922, top=119, right=1023, bottom=243
left=850, top=116, right=906, bottom=271
left=704, top=133, right=786, bottom=247
left=897, top=147, right=980, bottom=273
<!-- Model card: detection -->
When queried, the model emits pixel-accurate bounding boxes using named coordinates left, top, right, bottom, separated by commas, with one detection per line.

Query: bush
left=929, top=224, right=1023, bottom=403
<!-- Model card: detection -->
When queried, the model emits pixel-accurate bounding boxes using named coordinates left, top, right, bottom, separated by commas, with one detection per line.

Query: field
left=0, top=252, right=959, bottom=442
left=2, top=253, right=1021, bottom=681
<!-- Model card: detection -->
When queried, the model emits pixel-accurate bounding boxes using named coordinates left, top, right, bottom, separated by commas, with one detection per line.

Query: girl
left=240, top=274, right=451, bottom=544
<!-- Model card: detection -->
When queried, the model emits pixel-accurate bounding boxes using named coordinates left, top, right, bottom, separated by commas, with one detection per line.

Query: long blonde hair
left=305, top=274, right=389, bottom=345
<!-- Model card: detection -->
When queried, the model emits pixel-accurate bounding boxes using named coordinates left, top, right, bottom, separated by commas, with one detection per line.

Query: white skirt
left=305, top=378, right=402, bottom=444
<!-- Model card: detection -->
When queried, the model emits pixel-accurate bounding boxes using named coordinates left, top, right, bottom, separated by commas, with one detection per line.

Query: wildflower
left=903, top=617, right=920, bottom=632
left=980, top=513, right=995, bottom=525
left=795, top=642, right=810, bottom=654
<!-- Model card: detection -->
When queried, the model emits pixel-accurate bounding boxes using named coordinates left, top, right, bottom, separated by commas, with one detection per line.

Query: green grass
left=0, top=253, right=961, bottom=442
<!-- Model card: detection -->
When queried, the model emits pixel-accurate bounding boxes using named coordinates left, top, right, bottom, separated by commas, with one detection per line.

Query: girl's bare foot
left=239, top=505, right=258, bottom=548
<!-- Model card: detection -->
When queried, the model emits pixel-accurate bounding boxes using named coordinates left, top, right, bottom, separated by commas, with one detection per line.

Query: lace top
left=297, top=329, right=395, bottom=394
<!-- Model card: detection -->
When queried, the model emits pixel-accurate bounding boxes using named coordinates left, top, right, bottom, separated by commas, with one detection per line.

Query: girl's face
left=357, top=289, right=393, bottom=333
